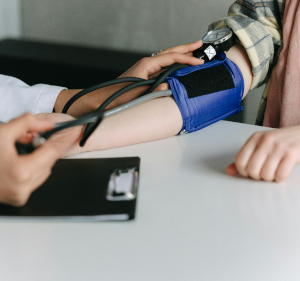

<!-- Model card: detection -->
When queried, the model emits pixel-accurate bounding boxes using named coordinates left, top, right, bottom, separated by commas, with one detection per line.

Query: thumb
left=6, top=113, right=54, bottom=141
left=226, top=163, right=239, bottom=176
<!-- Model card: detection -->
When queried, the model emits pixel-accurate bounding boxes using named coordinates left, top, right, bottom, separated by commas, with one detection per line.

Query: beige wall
left=22, top=0, right=234, bottom=53
left=21, top=0, right=264, bottom=124
left=0, top=0, right=21, bottom=39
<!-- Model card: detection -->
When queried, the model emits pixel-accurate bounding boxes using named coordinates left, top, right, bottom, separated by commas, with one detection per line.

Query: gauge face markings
left=203, top=27, right=231, bottom=43
left=205, top=31, right=226, bottom=41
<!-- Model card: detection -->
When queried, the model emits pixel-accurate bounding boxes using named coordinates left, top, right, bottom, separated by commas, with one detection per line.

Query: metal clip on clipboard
left=107, top=168, right=139, bottom=201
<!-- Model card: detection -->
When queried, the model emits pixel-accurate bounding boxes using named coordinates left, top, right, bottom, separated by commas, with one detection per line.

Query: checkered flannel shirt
left=208, top=0, right=285, bottom=125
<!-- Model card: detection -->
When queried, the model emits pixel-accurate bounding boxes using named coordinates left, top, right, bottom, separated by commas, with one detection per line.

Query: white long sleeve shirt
left=0, top=74, right=66, bottom=122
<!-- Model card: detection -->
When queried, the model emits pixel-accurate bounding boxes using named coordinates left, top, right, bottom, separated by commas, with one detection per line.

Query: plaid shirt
left=208, top=0, right=285, bottom=125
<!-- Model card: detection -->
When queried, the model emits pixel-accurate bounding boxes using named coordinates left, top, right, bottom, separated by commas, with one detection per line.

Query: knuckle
left=260, top=134, right=275, bottom=146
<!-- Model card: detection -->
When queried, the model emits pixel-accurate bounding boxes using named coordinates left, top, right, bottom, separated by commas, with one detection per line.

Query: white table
left=1, top=121, right=300, bottom=281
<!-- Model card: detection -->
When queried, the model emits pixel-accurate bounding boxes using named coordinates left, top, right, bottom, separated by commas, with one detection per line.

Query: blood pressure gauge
left=193, top=27, right=235, bottom=61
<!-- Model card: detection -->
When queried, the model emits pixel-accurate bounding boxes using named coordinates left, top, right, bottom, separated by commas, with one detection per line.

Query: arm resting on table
left=61, top=43, right=253, bottom=155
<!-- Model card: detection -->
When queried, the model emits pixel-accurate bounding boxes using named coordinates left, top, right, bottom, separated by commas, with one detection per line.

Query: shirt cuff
left=34, top=84, right=67, bottom=114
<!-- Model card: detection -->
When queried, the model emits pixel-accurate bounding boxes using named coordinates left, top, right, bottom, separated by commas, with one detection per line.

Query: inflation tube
left=62, top=77, right=146, bottom=114
left=48, top=89, right=173, bottom=137
left=16, top=88, right=173, bottom=155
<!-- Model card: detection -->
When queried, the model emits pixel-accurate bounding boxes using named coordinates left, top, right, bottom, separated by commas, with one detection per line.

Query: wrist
left=54, top=89, right=82, bottom=116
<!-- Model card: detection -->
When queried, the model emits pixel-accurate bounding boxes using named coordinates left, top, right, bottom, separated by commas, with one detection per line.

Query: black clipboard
left=0, top=157, right=140, bottom=221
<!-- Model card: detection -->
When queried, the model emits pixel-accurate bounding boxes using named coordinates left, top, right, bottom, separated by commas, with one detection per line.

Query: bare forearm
left=80, top=96, right=183, bottom=153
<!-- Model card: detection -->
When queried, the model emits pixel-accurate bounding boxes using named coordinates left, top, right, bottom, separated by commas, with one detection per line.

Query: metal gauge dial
left=202, top=27, right=233, bottom=45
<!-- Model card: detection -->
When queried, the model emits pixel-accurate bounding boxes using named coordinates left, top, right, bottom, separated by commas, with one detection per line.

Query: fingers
left=244, top=135, right=275, bottom=180
left=17, top=133, right=36, bottom=144
left=4, top=113, right=54, bottom=141
left=235, top=132, right=277, bottom=181
left=36, top=112, right=75, bottom=123
left=158, top=40, right=203, bottom=56
left=150, top=52, right=204, bottom=69
left=120, top=41, right=204, bottom=81
left=231, top=128, right=300, bottom=182
left=137, top=53, right=203, bottom=79
left=34, top=113, right=52, bottom=121
left=260, top=150, right=285, bottom=181
left=275, top=153, right=296, bottom=182
left=235, top=132, right=261, bottom=178
left=122, top=52, right=204, bottom=81
left=226, top=163, right=239, bottom=176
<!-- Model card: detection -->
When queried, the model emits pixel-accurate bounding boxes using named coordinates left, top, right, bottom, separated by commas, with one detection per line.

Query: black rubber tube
left=62, top=77, right=145, bottom=114
left=40, top=110, right=104, bottom=140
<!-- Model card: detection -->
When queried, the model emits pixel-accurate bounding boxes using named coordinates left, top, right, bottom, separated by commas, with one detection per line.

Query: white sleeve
left=0, top=74, right=67, bottom=122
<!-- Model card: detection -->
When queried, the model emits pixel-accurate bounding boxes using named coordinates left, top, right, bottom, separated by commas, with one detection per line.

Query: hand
left=0, top=113, right=60, bottom=206
left=120, top=40, right=204, bottom=92
left=36, top=113, right=85, bottom=157
left=54, top=41, right=204, bottom=116
left=226, top=126, right=300, bottom=182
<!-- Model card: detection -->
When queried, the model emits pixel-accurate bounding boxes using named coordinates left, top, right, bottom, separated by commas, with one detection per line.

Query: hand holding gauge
left=193, top=27, right=235, bottom=61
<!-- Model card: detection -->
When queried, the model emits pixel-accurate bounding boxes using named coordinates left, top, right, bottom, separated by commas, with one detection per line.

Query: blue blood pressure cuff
left=166, top=53, right=244, bottom=134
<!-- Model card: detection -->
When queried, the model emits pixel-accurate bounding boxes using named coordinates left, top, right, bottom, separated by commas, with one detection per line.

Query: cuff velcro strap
left=166, top=53, right=244, bottom=134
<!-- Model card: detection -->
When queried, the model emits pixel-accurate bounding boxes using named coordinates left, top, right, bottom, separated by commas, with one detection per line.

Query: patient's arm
left=42, top=42, right=253, bottom=157
left=85, top=42, right=252, bottom=152
left=84, top=43, right=253, bottom=152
